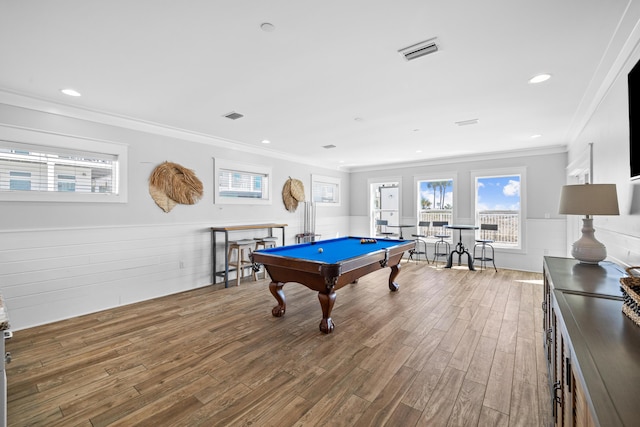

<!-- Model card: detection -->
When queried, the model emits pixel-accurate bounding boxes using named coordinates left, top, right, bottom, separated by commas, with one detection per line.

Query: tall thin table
left=211, top=223, right=287, bottom=287
left=444, top=224, right=479, bottom=270
left=386, top=224, right=414, bottom=239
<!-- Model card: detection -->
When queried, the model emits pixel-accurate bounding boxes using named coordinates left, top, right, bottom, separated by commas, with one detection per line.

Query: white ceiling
left=0, top=1, right=635, bottom=170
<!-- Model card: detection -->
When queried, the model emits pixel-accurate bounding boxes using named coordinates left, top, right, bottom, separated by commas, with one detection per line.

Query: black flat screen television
left=629, top=58, right=640, bottom=180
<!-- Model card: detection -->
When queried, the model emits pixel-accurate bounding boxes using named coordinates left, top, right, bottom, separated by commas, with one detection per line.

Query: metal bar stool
left=376, top=219, right=396, bottom=238
left=473, top=224, right=498, bottom=271
left=431, top=221, right=450, bottom=265
left=227, top=239, right=256, bottom=286
left=408, top=221, right=430, bottom=263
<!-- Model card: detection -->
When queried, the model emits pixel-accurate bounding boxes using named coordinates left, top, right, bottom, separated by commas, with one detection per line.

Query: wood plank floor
left=6, top=261, right=551, bottom=426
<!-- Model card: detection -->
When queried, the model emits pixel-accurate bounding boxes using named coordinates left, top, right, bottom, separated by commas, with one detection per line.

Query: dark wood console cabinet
left=542, top=256, right=640, bottom=426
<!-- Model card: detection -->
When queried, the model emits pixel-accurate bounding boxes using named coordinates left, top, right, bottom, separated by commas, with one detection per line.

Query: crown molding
left=344, top=145, right=568, bottom=173
left=0, top=88, right=342, bottom=170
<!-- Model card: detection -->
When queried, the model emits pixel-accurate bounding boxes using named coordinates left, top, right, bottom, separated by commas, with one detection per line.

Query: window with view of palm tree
left=417, top=178, right=454, bottom=228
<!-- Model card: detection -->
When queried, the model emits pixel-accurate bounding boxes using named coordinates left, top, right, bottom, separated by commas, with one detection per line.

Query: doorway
left=369, top=178, right=401, bottom=236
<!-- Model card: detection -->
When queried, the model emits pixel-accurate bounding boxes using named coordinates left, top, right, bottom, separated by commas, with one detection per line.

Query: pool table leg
left=318, top=291, right=336, bottom=334
left=388, top=263, right=401, bottom=291
left=269, top=282, right=286, bottom=317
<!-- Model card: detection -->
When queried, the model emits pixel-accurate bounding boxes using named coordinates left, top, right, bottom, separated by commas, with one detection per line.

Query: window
left=214, top=158, right=271, bottom=205
left=9, top=171, right=31, bottom=190
left=312, top=174, right=340, bottom=206
left=0, top=126, right=128, bottom=203
left=472, top=168, right=525, bottom=249
left=416, top=176, right=455, bottom=228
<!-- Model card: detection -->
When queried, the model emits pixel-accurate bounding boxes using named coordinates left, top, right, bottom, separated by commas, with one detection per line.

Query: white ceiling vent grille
left=223, top=111, right=244, bottom=120
left=455, top=118, right=479, bottom=126
left=398, top=37, right=439, bottom=61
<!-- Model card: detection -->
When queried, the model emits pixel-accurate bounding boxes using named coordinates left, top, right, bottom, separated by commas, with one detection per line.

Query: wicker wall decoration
left=149, top=161, right=203, bottom=212
left=621, top=266, right=640, bottom=327
left=282, top=177, right=305, bottom=212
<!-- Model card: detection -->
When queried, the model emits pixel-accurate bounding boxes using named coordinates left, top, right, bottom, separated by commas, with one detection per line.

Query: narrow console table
left=542, top=256, right=639, bottom=426
left=211, top=223, right=287, bottom=287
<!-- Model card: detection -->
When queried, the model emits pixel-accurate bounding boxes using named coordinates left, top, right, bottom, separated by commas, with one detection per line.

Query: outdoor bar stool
left=376, top=219, right=396, bottom=238
left=431, top=221, right=450, bottom=265
left=473, top=224, right=498, bottom=271
left=227, top=239, right=256, bottom=286
left=408, top=221, right=430, bottom=263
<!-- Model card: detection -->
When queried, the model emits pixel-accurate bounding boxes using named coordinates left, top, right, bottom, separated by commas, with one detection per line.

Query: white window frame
left=470, top=166, right=526, bottom=252
left=213, top=158, right=272, bottom=205
left=0, top=125, right=128, bottom=203
left=312, top=174, right=341, bottom=206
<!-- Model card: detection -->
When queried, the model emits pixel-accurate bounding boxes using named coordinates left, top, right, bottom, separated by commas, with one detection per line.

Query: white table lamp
left=558, top=183, right=619, bottom=263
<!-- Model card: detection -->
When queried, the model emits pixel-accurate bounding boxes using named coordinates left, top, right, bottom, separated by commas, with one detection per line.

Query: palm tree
left=439, top=180, right=451, bottom=209
left=426, top=182, right=436, bottom=209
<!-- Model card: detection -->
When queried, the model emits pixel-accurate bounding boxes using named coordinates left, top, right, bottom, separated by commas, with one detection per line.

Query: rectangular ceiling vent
left=322, top=144, right=337, bottom=149
left=399, top=37, right=439, bottom=61
left=455, top=118, right=479, bottom=126
left=223, top=111, right=244, bottom=120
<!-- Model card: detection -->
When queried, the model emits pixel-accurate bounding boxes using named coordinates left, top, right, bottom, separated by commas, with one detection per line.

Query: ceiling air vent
left=323, top=144, right=336, bottom=149
left=455, top=118, right=479, bottom=126
left=398, top=37, right=439, bottom=61
left=223, top=111, right=244, bottom=120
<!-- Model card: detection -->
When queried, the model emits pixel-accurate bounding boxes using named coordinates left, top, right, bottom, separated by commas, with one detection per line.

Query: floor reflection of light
left=515, top=279, right=544, bottom=285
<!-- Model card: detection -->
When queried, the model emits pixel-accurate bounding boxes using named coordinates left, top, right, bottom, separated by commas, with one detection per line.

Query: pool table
left=250, top=236, right=415, bottom=333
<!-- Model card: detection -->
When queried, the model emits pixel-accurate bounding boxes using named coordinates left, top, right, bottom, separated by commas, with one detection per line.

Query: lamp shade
left=558, top=184, right=619, bottom=216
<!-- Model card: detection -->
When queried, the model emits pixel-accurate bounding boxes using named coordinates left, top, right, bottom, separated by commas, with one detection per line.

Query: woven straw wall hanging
left=149, top=161, right=203, bottom=212
left=282, top=177, right=305, bottom=212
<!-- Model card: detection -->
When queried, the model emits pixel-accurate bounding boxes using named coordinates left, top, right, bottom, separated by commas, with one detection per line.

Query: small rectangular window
left=9, top=171, right=31, bottom=191
left=214, top=158, right=271, bottom=205
left=219, top=169, right=267, bottom=199
left=0, top=126, right=128, bottom=203
left=312, top=174, right=340, bottom=206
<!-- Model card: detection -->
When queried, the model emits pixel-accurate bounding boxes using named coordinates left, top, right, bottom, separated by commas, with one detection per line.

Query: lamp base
left=571, top=217, right=607, bottom=264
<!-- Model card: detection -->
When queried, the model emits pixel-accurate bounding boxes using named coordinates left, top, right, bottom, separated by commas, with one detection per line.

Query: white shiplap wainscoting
left=0, top=217, right=353, bottom=331
left=0, top=223, right=213, bottom=330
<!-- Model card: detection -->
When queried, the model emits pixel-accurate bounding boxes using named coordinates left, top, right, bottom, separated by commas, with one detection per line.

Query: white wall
left=567, top=24, right=640, bottom=268
left=348, top=149, right=568, bottom=272
left=0, top=102, right=350, bottom=330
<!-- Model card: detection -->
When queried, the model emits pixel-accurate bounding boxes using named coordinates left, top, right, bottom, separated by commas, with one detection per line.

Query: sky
left=476, top=175, right=520, bottom=211
left=418, top=176, right=520, bottom=211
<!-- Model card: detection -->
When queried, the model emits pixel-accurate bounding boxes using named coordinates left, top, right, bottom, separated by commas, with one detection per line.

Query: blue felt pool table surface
left=254, top=236, right=406, bottom=264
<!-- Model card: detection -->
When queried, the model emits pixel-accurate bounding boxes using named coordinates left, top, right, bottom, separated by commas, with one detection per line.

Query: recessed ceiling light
left=260, top=22, right=275, bottom=32
left=531, top=134, right=542, bottom=139
left=261, top=139, right=271, bottom=144
left=528, top=74, right=551, bottom=84
left=60, top=88, right=81, bottom=97
left=416, top=150, right=422, bottom=153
